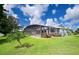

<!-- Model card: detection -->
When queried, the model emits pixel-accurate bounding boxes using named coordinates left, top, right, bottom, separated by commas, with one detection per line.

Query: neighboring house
left=24, top=24, right=72, bottom=38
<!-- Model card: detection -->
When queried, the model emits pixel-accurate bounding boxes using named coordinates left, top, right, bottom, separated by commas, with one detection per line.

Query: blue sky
left=3, top=4, right=79, bottom=31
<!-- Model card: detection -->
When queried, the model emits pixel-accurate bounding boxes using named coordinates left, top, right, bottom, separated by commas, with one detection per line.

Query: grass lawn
left=0, top=35, right=79, bottom=55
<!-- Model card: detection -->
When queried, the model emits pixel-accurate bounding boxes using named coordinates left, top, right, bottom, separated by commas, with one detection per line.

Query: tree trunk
left=17, top=39, right=22, bottom=46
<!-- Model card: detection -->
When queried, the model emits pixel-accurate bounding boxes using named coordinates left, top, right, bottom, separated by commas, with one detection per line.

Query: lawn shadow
left=0, top=38, right=8, bottom=44
left=15, top=43, right=34, bottom=49
left=74, top=35, right=79, bottom=37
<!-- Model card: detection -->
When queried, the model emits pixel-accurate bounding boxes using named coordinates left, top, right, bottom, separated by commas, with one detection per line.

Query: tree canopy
left=0, top=4, right=18, bottom=35
left=74, top=28, right=79, bottom=35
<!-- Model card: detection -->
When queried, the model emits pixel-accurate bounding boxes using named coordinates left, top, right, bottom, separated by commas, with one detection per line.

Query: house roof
left=24, top=24, right=71, bottom=30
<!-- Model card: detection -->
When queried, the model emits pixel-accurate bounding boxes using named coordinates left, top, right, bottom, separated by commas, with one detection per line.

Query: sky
left=3, top=4, right=79, bottom=31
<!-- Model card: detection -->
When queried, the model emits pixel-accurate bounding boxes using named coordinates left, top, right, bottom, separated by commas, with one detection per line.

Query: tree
left=0, top=4, right=7, bottom=19
left=0, top=4, right=18, bottom=36
left=74, top=28, right=79, bottom=35
left=0, top=4, right=4, bottom=19
left=0, top=15, right=18, bottom=36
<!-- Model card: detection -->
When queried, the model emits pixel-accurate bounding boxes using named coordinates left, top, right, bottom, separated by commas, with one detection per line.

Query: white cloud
left=64, top=5, right=79, bottom=20
left=3, top=4, right=18, bottom=18
left=29, top=18, right=44, bottom=25
left=3, top=4, right=15, bottom=15
left=21, top=4, right=49, bottom=25
left=45, top=18, right=59, bottom=27
left=70, top=19, right=79, bottom=25
left=54, top=18, right=58, bottom=23
left=52, top=9, right=56, bottom=14
left=45, top=18, right=54, bottom=26
left=63, top=5, right=79, bottom=29
left=64, top=20, right=79, bottom=29
left=59, top=17, right=64, bottom=21
left=12, top=14, right=18, bottom=18
left=64, top=22, right=72, bottom=29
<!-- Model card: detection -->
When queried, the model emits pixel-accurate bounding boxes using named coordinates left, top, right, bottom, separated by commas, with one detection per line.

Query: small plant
left=7, top=30, right=26, bottom=46
left=7, top=29, right=33, bottom=48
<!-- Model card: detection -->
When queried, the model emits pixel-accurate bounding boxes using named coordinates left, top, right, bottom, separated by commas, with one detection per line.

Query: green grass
left=0, top=35, right=79, bottom=55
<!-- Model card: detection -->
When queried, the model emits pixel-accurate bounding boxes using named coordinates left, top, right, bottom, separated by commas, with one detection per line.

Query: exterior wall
left=24, top=25, right=71, bottom=38
left=24, top=25, right=42, bottom=37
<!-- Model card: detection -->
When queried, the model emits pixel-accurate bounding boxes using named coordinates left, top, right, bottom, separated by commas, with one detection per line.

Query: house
left=24, top=24, right=72, bottom=38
